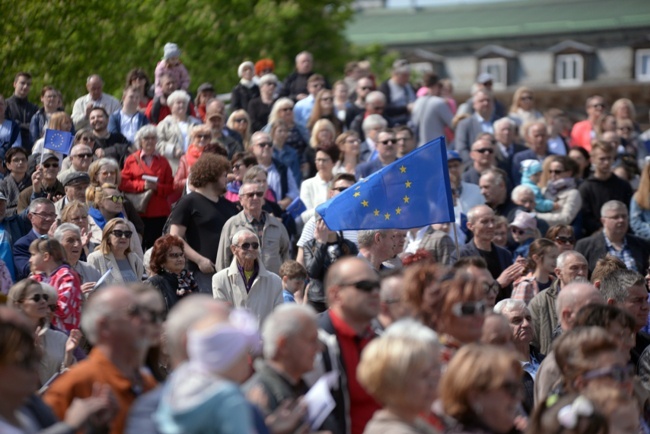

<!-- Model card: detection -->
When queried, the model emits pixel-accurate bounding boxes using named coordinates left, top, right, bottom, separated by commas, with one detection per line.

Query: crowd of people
left=1, top=43, right=650, bottom=433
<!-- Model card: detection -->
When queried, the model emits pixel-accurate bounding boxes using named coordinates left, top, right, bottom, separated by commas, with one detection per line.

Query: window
left=479, top=58, right=507, bottom=90
left=635, top=49, right=650, bottom=82
left=556, top=54, right=583, bottom=87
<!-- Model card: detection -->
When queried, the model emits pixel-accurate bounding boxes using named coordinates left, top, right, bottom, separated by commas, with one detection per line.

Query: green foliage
left=1, top=0, right=354, bottom=108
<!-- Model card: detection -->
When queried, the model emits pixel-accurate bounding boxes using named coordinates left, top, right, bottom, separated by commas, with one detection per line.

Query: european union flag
left=316, top=136, right=454, bottom=230
left=43, top=129, right=74, bottom=155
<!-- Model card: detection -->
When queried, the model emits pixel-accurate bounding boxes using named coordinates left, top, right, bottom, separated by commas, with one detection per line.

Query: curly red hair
left=150, top=235, right=185, bottom=275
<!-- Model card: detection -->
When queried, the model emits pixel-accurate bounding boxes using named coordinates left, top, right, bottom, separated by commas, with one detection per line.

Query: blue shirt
left=283, top=289, right=296, bottom=303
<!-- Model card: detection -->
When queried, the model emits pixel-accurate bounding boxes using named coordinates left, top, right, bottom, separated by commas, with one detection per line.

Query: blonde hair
left=61, top=200, right=89, bottom=224
left=226, top=110, right=252, bottom=149
left=268, top=98, right=294, bottom=127
left=49, top=112, right=72, bottom=131
left=86, top=183, right=120, bottom=207
left=440, top=344, right=522, bottom=421
left=87, top=158, right=121, bottom=188
left=97, top=218, right=132, bottom=255
left=309, top=118, right=336, bottom=149
left=509, top=86, right=534, bottom=114
left=611, top=98, right=636, bottom=120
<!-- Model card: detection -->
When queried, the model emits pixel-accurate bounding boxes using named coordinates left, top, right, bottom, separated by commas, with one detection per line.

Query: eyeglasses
left=196, top=134, right=211, bottom=140
left=233, top=118, right=248, bottom=123
left=242, top=191, right=265, bottom=199
left=340, top=279, right=381, bottom=293
left=379, top=139, right=396, bottom=145
left=167, top=252, right=184, bottom=259
left=232, top=163, right=246, bottom=170
left=511, top=227, right=528, bottom=235
left=9, top=157, right=27, bottom=164
left=107, top=195, right=124, bottom=203
left=256, top=142, right=273, bottom=148
left=555, top=236, right=575, bottom=245
left=111, top=230, right=133, bottom=239
left=473, top=148, right=494, bottom=154
left=591, top=103, right=606, bottom=109
left=43, top=162, right=59, bottom=169
left=32, top=212, right=57, bottom=220
left=26, top=293, right=49, bottom=303
left=583, top=364, right=634, bottom=383
left=74, top=153, right=93, bottom=159
left=321, top=97, right=333, bottom=102
left=332, top=186, right=349, bottom=192
left=235, top=242, right=259, bottom=250
left=451, top=300, right=487, bottom=317
left=264, top=82, right=277, bottom=87
left=484, top=281, right=500, bottom=296
left=548, top=169, right=564, bottom=175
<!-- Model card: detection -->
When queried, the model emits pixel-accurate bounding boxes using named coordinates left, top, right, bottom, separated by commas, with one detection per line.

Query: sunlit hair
left=6, top=279, right=42, bottom=310
left=97, top=218, right=132, bottom=255
left=634, top=163, right=650, bottom=210
left=61, top=200, right=89, bottom=226
left=49, top=112, right=72, bottom=131
left=402, top=261, right=448, bottom=328
left=86, top=183, right=120, bottom=208
left=87, top=158, right=121, bottom=188
left=309, top=118, right=336, bottom=149
left=227, top=110, right=252, bottom=149
left=509, top=86, right=534, bottom=114
left=29, top=237, right=67, bottom=264
left=267, top=98, right=294, bottom=127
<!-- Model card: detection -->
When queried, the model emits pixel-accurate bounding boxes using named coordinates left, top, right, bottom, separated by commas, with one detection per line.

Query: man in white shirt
left=71, top=75, right=121, bottom=130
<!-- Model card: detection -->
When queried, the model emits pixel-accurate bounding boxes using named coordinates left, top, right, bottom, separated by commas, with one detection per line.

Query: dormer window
left=475, top=45, right=518, bottom=91
left=549, top=40, right=595, bottom=87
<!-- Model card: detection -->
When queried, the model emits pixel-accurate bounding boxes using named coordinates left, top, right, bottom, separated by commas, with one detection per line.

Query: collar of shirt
left=603, top=231, right=627, bottom=251
left=244, top=210, right=266, bottom=226
left=329, top=309, right=374, bottom=341
left=405, top=226, right=430, bottom=254
left=236, top=260, right=259, bottom=291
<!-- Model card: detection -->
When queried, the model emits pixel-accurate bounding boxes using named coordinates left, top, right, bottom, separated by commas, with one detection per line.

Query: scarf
left=226, top=180, right=241, bottom=194
left=240, top=78, right=255, bottom=89
left=185, top=143, right=204, bottom=168
left=88, top=206, right=125, bottom=230
left=169, top=269, right=198, bottom=297
left=545, top=177, right=576, bottom=197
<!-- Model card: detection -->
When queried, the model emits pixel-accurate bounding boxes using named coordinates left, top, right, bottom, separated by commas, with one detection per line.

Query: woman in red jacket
left=120, top=125, right=174, bottom=249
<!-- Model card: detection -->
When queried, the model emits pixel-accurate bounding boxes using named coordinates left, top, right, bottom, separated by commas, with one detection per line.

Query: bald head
left=556, top=282, right=605, bottom=331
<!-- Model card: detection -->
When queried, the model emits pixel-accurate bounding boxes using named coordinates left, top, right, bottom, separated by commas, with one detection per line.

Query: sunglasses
left=511, top=227, right=528, bottom=235
left=555, top=236, right=575, bottom=245
left=111, top=229, right=133, bottom=239
left=168, top=251, right=184, bottom=259
left=591, top=103, right=606, bottom=109
left=340, top=279, right=381, bottom=292
left=332, top=186, right=349, bottom=192
left=256, top=142, right=273, bottom=148
left=232, top=163, right=246, bottom=170
left=548, top=169, right=564, bottom=175
left=233, top=118, right=248, bottom=123
left=360, top=86, right=372, bottom=91
left=451, top=300, right=486, bottom=317
left=196, top=134, right=211, bottom=139
left=484, top=281, right=500, bottom=296
left=380, top=139, right=396, bottom=145
left=27, top=293, right=49, bottom=303
left=43, top=162, right=59, bottom=169
left=242, top=191, right=265, bottom=199
left=107, top=195, right=124, bottom=204
left=235, top=242, right=260, bottom=250
left=74, top=153, right=93, bottom=159
left=583, top=364, right=634, bottom=383
left=473, top=148, right=494, bottom=154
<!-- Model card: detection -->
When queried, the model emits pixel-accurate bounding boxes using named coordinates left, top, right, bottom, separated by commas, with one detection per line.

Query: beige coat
left=156, top=115, right=201, bottom=174
left=86, top=251, right=144, bottom=286
left=212, top=258, right=283, bottom=327
left=87, top=216, right=144, bottom=261
left=537, top=187, right=582, bottom=227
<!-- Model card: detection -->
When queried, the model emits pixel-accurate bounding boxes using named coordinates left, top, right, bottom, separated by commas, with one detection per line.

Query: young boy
left=279, top=260, right=308, bottom=303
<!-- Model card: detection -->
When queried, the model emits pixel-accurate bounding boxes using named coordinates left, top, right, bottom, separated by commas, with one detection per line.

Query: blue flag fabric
left=44, top=129, right=74, bottom=155
left=316, top=136, right=454, bottom=231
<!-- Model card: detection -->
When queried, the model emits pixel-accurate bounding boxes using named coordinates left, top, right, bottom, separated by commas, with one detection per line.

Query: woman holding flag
left=30, top=112, right=74, bottom=160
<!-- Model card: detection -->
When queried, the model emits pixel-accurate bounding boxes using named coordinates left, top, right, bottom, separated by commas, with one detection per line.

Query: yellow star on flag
left=405, top=180, right=412, bottom=188
left=395, top=207, right=402, bottom=215
left=403, top=195, right=410, bottom=203
left=399, top=165, right=406, bottom=173
left=374, top=209, right=380, bottom=216
left=361, top=200, right=369, bottom=207
left=384, top=213, right=390, bottom=220
left=353, top=191, right=361, bottom=198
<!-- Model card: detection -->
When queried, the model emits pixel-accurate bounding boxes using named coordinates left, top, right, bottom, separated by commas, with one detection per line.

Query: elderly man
left=378, top=59, right=416, bottom=126
left=570, top=95, right=607, bottom=152
left=71, top=75, right=122, bottom=130
left=356, top=128, right=398, bottom=179
left=463, top=133, right=499, bottom=185
left=216, top=182, right=290, bottom=274
left=54, top=172, right=90, bottom=216
left=511, top=121, right=554, bottom=185
left=529, top=251, right=590, bottom=355
left=357, top=229, right=395, bottom=271
left=455, top=89, right=494, bottom=163
left=578, top=142, right=634, bottom=235
left=58, top=143, right=94, bottom=183
left=358, top=114, right=388, bottom=163
left=351, top=91, right=391, bottom=142
left=411, top=73, right=454, bottom=147
left=316, top=257, right=382, bottom=434
left=346, top=76, right=374, bottom=128
left=533, top=282, right=605, bottom=403
left=494, top=298, right=546, bottom=414
left=13, top=198, right=56, bottom=279
left=280, top=51, right=317, bottom=102
left=479, top=168, right=516, bottom=217
left=44, top=285, right=156, bottom=434
left=460, top=205, right=521, bottom=300
left=250, top=131, right=299, bottom=210
left=204, top=101, right=243, bottom=159
left=493, top=117, right=526, bottom=171
left=576, top=200, right=649, bottom=274
left=213, top=229, right=283, bottom=326
left=4, top=72, right=38, bottom=151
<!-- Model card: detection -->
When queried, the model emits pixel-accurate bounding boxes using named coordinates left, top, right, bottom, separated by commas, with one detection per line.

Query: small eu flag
left=43, top=129, right=74, bottom=155
left=316, top=136, right=454, bottom=230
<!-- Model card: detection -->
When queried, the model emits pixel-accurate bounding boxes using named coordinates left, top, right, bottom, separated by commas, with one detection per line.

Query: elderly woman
left=86, top=183, right=144, bottom=260
left=333, top=131, right=361, bottom=176
left=303, top=118, right=336, bottom=180
left=266, top=97, right=307, bottom=157
left=87, top=217, right=145, bottom=285
left=230, top=61, right=260, bottom=112
left=248, top=73, right=278, bottom=132
left=508, top=87, right=543, bottom=133
left=272, top=119, right=302, bottom=186
left=61, top=200, right=95, bottom=256
left=300, top=145, right=339, bottom=223
left=174, top=124, right=219, bottom=193
left=87, top=157, right=144, bottom=236
left=146, top=234, right=197, bottom=314
left=53, top=223, right=101, bottom=291
left=156, top=90, right=202, bottom=174
left=28, top=237, right=83, bottom=332
left=227, top=110, right=252, bottom=149
left=536, top=155, right=582, bottom=227
left=225, top=152, right=259, bottom=203
left=307, top=89, right=344, bottom=136
left=359, top=320, right=443, bottom=434
left=7, top=279, right=81, bottom=385
left=120, top=125, right=174, bottom=249
left=441, top=344, right=523, bottom=434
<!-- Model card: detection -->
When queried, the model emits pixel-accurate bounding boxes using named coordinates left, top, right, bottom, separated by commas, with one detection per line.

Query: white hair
left=166, top=90, right=191, bottom=108
left=511, top=185, right=534, bottom=202
left=384, top=318, right=440, bottom=348
left=493, top=298, right=527, bottom=315
left=134, top=125, right=158, bottom=149
left=262, top=304, right=317, bottom=359
left=365, top=91, right=386, bottom=106
left=556, top=250, right=586, bottom=269
left=493, top=117, right=515, bottom=131
left=80, top=286, right=129, bottom=345
left=362, top=114, right=387, bottom=134
left=53, top=223, right=81, bottom=241
left=600, top=200, right=627, bottom=217
left=231, top=229, right=259, bottom=246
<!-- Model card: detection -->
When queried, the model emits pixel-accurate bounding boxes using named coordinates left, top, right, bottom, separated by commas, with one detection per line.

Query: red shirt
left=329, top=310, right=381, bottom=434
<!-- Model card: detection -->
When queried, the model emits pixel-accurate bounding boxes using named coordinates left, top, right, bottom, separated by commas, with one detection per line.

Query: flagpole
left=452, top=220, right=460, bottom=257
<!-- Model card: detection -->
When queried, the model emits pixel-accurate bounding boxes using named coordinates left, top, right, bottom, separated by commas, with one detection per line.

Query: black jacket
left=575, top=231, right=650, bottom=275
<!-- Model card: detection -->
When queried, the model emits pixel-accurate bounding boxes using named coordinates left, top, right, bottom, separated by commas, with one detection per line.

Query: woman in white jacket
left=156, top=90, right=201, bottom=174
left=537, top=155, right=582, bottom=227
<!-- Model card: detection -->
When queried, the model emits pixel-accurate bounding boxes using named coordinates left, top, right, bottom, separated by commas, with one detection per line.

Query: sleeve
left=537, top=189, right=582, bottom=227
left=230, top=86, right=242, bottom=111
left=156, top=121, right=180, bottom=159
left=179, top=65, right=190, bottom=92
left=17, top=188, right=33, bottom=213
left=71, top=97, right=88, bottom=130
left=212, top=272, right=232, bottom=302
left=297, top=217, right=316, bottom=247
left=13, top=239, right=32, bottom=281
left=211, top=385, right=254, bottom=434
left=155, top=159, right=175, bottom=197
left=154, top=62, right=164, bottom=96
left=454, top=119, right=471, bottom=163
left=119, top=156, right=145, bottom=193
left=299, top=180, right=313, bottom=210
left=29, top=113, right=41, bottom=144
left=53, top=273, right=82, bottom=330
left=437, top=233, right=458, bottom=266
left=284, top=168, right=299, bottom=200
left=630, top=198, right=650, bottom=240
left=108, top=113, right=120, bottom=135
left=168, top=195, right=191, bottom=228
left=303, top=240, right=328, bottom=280
left=579, top=182, right=600, bottom=236
left=534, top=195, right=555, bottom=213
left=279, top=224, right=290, bottom=263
